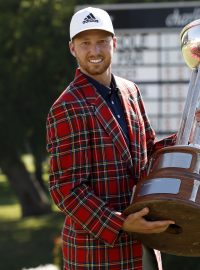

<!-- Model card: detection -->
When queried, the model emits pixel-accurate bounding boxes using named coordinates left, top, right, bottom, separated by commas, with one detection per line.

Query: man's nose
left=90, top=43, right=101, bottom=54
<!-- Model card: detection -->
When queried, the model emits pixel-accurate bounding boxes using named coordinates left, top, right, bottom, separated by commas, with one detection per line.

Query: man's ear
left=69, top=41, right=76, bottom=57
left=113, top=36, right=117, bottom=50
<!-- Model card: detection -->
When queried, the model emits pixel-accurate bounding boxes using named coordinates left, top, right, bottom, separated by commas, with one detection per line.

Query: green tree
left=0, top=0, right=75, bottom=217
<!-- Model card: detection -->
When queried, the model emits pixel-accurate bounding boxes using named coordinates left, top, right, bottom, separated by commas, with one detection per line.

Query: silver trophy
left=124, top=19, right=200, bottom=256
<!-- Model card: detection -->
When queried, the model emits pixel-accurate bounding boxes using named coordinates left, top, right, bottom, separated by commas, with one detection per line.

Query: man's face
left=69, top=29, right=116, bottom=77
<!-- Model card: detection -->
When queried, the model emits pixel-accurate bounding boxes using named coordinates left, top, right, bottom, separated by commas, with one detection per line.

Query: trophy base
left=125, top=198, right=200, bottom=256
left=124, top=145, right=200, bottom=256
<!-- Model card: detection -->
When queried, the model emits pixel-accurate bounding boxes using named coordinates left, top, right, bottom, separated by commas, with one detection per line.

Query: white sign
left=113, top=30, right=191, bottom=138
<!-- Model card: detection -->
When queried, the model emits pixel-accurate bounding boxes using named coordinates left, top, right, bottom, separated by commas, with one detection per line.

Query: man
left=46, top=7, right=176, bottom=270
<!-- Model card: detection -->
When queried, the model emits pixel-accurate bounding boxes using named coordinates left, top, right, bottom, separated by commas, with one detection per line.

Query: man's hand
left=122, top=207, right=175, bottom=234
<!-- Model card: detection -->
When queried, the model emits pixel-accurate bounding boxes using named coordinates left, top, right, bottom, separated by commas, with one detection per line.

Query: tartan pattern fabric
left=46, top=69, right=176, bottom=269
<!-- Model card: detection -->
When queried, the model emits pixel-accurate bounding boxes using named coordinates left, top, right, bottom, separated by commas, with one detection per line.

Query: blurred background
left=1, top=0, right=200, bottom=269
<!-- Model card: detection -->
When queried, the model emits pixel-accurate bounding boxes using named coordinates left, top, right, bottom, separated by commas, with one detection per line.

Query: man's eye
left=80, top=41, right=90, bottom=47
left=99, top=40, right=108, bottom=45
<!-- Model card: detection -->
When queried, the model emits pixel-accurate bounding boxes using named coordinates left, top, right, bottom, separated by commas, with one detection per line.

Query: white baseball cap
left=70, top=7, right=114, bottom=40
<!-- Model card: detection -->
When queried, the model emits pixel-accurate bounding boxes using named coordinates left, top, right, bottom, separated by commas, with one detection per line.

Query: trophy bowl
left=181, top=19, right=200, bottom=69
left=124, top=19, right=200, bottom=256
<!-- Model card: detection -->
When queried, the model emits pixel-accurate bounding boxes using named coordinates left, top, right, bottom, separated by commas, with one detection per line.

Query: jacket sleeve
left=46, top=101, right=125, bottom=246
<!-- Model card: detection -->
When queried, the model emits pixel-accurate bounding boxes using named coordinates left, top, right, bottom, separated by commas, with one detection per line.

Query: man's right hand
left=122, top=207, right=175, bottom=234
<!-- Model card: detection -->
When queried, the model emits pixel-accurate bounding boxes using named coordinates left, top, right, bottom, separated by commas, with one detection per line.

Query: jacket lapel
left=93, top=94, right=133, bottom=165
left=73, top=69, right=133, bottom=170
left=115, top=76, right=141, bottom=179
left=115, top=76, right=138, bottom=145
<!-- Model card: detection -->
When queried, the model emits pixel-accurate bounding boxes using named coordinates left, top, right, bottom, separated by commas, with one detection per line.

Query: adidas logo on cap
left=70, top=7, right=114, bottom=39
left=82, top=13, right=99, bottom=24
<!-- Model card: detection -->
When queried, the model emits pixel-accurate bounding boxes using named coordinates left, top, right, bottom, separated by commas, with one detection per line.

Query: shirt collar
left=83, top=73, right=119, bottom=98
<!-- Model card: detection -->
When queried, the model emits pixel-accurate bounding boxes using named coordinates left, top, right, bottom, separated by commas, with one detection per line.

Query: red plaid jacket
left=46, top=69, right=176, bottom=270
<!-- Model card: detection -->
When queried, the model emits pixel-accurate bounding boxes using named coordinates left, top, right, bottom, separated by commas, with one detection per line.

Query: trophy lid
left=180, top=19, right=200, bottom=69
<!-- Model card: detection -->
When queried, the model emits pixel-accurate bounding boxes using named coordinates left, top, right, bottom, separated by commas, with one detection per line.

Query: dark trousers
left=142, top=246, right=159, bottom=270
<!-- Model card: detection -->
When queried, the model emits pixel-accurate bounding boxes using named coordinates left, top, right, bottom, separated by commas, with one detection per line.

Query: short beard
left=76, top=57, right=111, bottom=77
